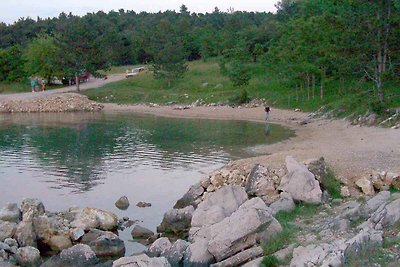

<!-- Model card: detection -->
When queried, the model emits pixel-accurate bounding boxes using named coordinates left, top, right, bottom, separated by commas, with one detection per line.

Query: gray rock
left=183, top=239, right=214, bottom=267
left=71, top=208, right=118, bottom=231
left=21, top=199, right=45, bottom=219
left=332, top=219, right=351, bottom=232
left=160, top=239, right=190, bottom=267
left=279, top=156, right=322, bottom=204
left=69, top=228, right=85, bottom=241
left=338, top=201, right=361, bottom=220
left=0, top=203, right=21, bottom=223
left=48, top=235, right=72, bottom=252
left=131, top=225, right=154, bottom=239
left=0, top=221, right=16, bottom=242
left=290, top=244, right=333, bottom=267
left=136, top=202, right=152, bottom=208
left=360, top=191, right=391, bottom=218
left=112, top=254, right=171, bottom=267
left=3, top=238, right=17, bottom=248
left=368, top=198, right=400, bottom=229
left=269, top=192, right=295, bottom=215
left=15, top=246, right=41, bottom=267
left=355, top=177, right=375, bottom=195
left=115, top=196, right=130, bottom=210
left=41, top=244, right=99, bottom=267
left=157, top=206, right=194, bottom=238
left=84, top=231, right=125, bottom=258
left=245, top=164, right=277, bottom=197
left=191, top=185, right=248, bottom=229
left=207, top=197, right=282, bottom=261
left=344, top=228, right=383, bottom=256
left=210, top=246, right=263, bottom=267
left=174, top=183, right=204, bottom=209
left=32, top=215, right=53, bottom=242
left=241, top=257, right=263, bottom=267
left=304, top=157, right=329, bottom=183
left=148, top=237, right=172, bottom=257
left=15, top=220, right=37, bottom=248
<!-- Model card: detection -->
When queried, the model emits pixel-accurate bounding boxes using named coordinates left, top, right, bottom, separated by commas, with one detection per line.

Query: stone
left=332, top=219, right=351, bottom=232
left=269, top=192, right=295, bottom=215
left=32, top=215, right=53, bottom=242
left=368, top=198, right=400, bottom=229
left=136, top=202, right=152, bottom=208
left=245, top=164, right=277, bottom=197
left=207, top=197, right=282, bottom=261
left=15, top=220, right=37, bottom=247
left=83, top=231, right=125, bottom=258
left=71, top=208, right=118, bottom=231
left=157, top=206, right=194, bottom=238
left=360, top=191, right=391, bottom=218
left=279, top=156, right=322, bottom=204
left=210, top=246, right=263, bottom=267
left=355, top=177, right=375, bottom=195
left=0, top=221, right=16, bottom=242
left=112, top=254, right=171, bottom=267
left=183, top=238, right=214, bottom=267
left=148, top=237, right=172, bottom=257
left=191, top=185, right=248, bottom=229
left=160, top=239, right=190, bottom=267
left=340, top=186, right=351, bottom=198
left=3, top=238, right=17, bottom=248
left=304, top=157, right=329, bottom=183
left=338, top=201, right=361, bottom=220
left=21, top=199, right=45, bottom=219
left=42, top=244, right=99, bottom=267
left=0, top=203, right=21, bottom=223
left=69, top=228, right=85, bottom=241
left=131, top=225, right=154, bottom=239
left=344, top=228, right=383, bottom=256
left=174, top=183, right=204, bottom=209
left=15, top=246, right=41, bottom=267
left=48, top=235, right=72, bottom=252
left=273, top=244, right=295, bottom=262
left=115, top=196, right=130, bottom=210
left=241, top=257, right=263, bottom=267
left=290, top=244, right=333, bottom=267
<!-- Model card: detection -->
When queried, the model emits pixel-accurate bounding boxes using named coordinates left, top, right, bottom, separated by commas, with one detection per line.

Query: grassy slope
left=78, top=59, right=400, bottom=119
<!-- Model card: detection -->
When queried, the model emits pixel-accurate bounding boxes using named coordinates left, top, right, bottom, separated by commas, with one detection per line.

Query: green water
left=0, top=111, right=293, bottom=254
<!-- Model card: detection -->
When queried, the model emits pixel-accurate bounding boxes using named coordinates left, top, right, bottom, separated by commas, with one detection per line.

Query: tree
left=0, top=45, right=25, bottom=81
left=150, top=19, right=188, bottom=87
left=219, top=45, right=253, bottom=87
left=23, top=34, right=62, bottom=83
left=55, top=15, right=116, bottom=91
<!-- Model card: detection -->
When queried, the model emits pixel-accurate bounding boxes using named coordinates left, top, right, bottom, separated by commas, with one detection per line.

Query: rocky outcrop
left=279, top=156, right=322, bottom=204
left=70, top=207, right=118, bottom=231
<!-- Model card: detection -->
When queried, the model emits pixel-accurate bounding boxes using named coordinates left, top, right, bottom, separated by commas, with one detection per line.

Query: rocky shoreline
left=1, top=156, right=399, bottom=266
left=0, top=93, right=103, bottom=113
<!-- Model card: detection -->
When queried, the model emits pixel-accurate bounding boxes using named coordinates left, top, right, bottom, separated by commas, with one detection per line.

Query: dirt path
left=0, top=73, right=126, bottom=101
left=104, top=104, right=400, bottom=184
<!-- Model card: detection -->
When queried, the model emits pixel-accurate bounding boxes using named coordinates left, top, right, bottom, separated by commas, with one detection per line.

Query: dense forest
left=1, top=0, right=400, bottom=111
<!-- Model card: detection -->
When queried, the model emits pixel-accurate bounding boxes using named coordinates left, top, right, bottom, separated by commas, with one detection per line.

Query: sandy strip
left=104, top=103, right=400, bottom=184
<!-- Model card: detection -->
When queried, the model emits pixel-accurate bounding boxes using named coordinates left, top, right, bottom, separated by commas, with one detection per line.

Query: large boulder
left=0, top=203, right=21, bottom=223
left=81, top=230, right=125, bottom=258
left=290, top=244, right=343, bottom=267
left=131, top=225, right=154, bottom=239
left=304, top=157, right=329, bottom=183
left=355, top=177, right=375, bottom=195
left=269, top=192, right=295, bottom=215
left=41, top=244, right=99, bottom=267
left=32, top=215, right=53, bottom=242
left=0, top=221, right=17, bottom=242
left=21, top=199, right=45, bottom=219
left=245, top=164, right=279, bottom=198
left=112, top=254, right=171, bottom=267
left=48, top=235, right=72, bottom=253
left=210, top=246, right=264, bottom=267
left=366, top=197, right=400, bottom=229
left=360, top=191, right=391, bottom=218
left=207, top=197, right=282, bottom=261
left=70, top=208, right=118, bottom=231
left=15, top=219, right=37, bottom=248
left=183, top=238, right=214, bottom=267
left=15, top=246, right=41, bottom=267
left=160, top=239, right=190, bottom=267
left=191, top=185, right=248, bottom=229
left=157, top=206, right=194, bottom=238
left=148, top=237, right=172, bottom=257
left=279, top=156, right=322, bottom=204
left=174, top=183, right=204, bottom=209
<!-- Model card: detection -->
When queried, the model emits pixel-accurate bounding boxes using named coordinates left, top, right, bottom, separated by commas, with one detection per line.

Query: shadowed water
left=0, top=112, right=293, bottom=254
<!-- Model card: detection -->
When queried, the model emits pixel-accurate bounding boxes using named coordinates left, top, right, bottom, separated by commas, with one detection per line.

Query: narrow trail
left=0, top=73, right=126, bottom=101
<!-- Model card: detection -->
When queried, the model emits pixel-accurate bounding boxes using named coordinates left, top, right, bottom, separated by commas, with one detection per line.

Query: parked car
left=126, top=67, right=146, bottom=78
left=62, top=73, right=90, bottom=85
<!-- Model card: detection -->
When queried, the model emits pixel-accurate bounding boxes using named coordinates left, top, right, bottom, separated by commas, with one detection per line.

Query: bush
left=262, top=255, right=280, bottom=267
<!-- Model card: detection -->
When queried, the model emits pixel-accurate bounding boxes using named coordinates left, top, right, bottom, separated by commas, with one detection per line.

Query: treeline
left=1, top=1, right=400, bottom=104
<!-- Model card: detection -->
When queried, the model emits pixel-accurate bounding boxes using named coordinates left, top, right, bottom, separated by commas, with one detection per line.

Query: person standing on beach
left=264, top=106, right=271, bottom=135
left=41, top=79, right=45, bottom=91
left=30, top=78, right=36, bottom=92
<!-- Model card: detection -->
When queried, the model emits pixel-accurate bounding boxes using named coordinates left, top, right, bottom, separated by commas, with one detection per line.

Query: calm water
left=0, top=112, right=293, bottom=254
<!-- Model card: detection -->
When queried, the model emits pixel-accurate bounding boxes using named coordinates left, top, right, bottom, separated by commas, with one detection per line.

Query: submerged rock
left=115, top=196, right=130, bottom=210
left=131, top=225, right=154, bottom=239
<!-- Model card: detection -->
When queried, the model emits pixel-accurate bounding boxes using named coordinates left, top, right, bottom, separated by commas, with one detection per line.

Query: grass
left=344, top=243, right=395, bottom=266
left=320, top=167, right=342, bottom=199
left=82, top=59, right=400, bottom=124
left=261, top=203, right=320, bottom=266
left=389, top=186, right=400, bottom=194
left=0, top=81, right=65, bottom=94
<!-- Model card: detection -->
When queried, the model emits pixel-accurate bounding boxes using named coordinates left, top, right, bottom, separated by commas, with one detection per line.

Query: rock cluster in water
left=0, top=93, right=103, bottom=113
left=1, top=156, right=399, bottom=266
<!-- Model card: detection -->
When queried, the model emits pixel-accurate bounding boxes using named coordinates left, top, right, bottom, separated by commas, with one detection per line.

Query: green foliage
left=229, top=89, right=250, bottom=105
left=0, top=45, right=26, bottom=81
left=261, top=255, right=280, bottom=267
left=320, top=168, right=341, bottom=199
left=344, top=243, right=394, bottom=266
left=23, top=34, right=62, bottom=82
